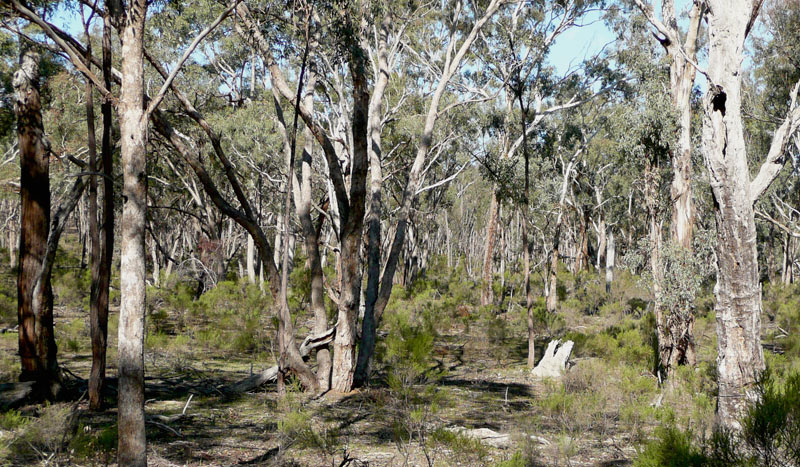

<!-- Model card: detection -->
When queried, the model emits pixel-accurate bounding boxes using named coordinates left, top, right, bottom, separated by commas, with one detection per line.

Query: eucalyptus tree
left=353, top=0, right=509, bottom=386
left=698, top=0, right=800, bottom=427
left=86, top=3, right=114, bottom=412
left=13, top=43, right=75, bottom=400
left=750, top=0, right=800, bottom=283
left=475, top=0, right=609, bottom=314
left=621, top=0, right=705, bottom=377
left=632, top=0, right=704, bottom=250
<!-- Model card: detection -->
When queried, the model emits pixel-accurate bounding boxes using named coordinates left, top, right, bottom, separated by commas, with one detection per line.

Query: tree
left=12, top=36, right=87, bottom=401
left=110, top=0, right=149, bottom=462
left=87, top=2, right=115, bottom=412
left=14, top=43, right=59, bottom=398
left=701, top=0, right=800, bottom=427
left=632, top=0, right=706, bottom=376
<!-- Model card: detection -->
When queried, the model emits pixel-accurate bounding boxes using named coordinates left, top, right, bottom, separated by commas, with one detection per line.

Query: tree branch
left=750, top=79, right=800, bottom=203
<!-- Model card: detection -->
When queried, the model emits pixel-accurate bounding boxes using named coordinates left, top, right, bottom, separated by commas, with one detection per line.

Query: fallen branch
left=224, top=324, right=337, bottom=394
left=0, top=381, right=35, bottom=409
left=146, top=419, right=182, bottom=437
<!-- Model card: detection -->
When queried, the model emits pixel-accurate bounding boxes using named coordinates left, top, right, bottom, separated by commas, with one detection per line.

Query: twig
left=146, top=420, right=182, bottom=437
left=182, top=394, right=194, bottom=415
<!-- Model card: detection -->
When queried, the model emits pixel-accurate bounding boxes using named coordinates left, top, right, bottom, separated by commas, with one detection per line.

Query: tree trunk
left=517, top=94, right=535, bottom=368
left=596, top=214, right=607, bottom=271
left=481, top=192, right=499, bottom=307
left=702, top=0, right=765, bottom=428
left=14, top=44, right=60, bottom=399
left=116, top=1, right=149, bottom=463
left=351, top=0, right=504, bottom=384
left=635, top=0, right=704, bottom=378
left=246, top=235, right=256, bottom=284
left=331, top=53, right=370, bottom=393
left=353, top=17, right=391, bottom=387
left=295, top=70, right=331, bottom=391
left=646, top=158, right=668, bottom=377
left=86, top=15, right=111, bottom=409
left=605, top=231, right=614, bottom=293
left=546, top=223, right=561, bottom=314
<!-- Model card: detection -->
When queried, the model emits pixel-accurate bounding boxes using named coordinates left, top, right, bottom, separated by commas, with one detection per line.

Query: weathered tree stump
left=531, top=339, right=574, bottom=378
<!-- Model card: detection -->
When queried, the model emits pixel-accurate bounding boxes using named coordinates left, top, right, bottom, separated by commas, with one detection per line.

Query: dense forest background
left=0, top=0, right=800, bottom=465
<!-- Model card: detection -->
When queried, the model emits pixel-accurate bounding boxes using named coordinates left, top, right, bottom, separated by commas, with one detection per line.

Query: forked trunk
left=331, top=52, right=370, bottom=393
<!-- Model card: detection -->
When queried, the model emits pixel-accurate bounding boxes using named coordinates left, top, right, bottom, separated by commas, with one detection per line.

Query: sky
left=549, top=9, right=617, bottom=75
left=46, top=1, right=712, bottom=90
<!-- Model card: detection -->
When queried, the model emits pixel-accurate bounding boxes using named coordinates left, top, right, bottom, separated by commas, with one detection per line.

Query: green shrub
left=69, top=423, right=117, bottom=462
left=635, top=426, right=708, bottom=467
left=57, top=318, right=87, bottom=353
left=52, top=269, right=91, bottom=311
left=6, top=403, right=75, bottom=461
left=742, top=370, right=800, bottom=466
left=429, top=428, right=488, bottom=464
left=635, top=369, right=800, bottom=466
left=380, top=308, right=438, bottom=387
left=0, top=410, right=27, bottom=430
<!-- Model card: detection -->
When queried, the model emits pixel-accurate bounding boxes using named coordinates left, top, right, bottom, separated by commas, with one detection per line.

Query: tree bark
left=517, top=93, right=535, bottom=368
left=354, top=17, right=393, bottom=386
left=86, top=11, right=113, bottom=409
left=116, top=0, right=149, bottom=463
left=481, top=192, right=500, bottom=307
left=634, top=0, right=704, bottom=377
left=605, top=231, right=614, bottom=293
left=702, top=0, right=768, bottom=428
left=330, top=49, right=370, bottom=393
left=14, top=43, right=60, bottom=399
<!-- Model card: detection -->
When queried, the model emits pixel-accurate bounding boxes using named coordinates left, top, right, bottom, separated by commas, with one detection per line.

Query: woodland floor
left=0, top=302, right=670, bottom=466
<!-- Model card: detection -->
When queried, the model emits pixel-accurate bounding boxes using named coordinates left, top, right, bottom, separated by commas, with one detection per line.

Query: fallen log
left=0, top=381, right=35, bottom=409
left=224, top=324, right=336, bottom=394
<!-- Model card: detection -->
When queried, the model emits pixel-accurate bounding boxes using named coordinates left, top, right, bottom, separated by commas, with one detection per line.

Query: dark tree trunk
left=331, top=53, right=369, bottom=393
left=14, top=44, right=60, bottom=399
left=89, top=11, right=114, bottom=411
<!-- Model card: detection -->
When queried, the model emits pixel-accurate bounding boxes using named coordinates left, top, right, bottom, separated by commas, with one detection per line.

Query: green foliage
left=2, top=403, right=75, bottom=463
left=0, top=268, right=15, bottom=328
left=277, top=404, right=340, bottom=459
left=56, top=318, right=87, bottom=353
left=763, top=282, right=800, bottom=372
left=0, top=410, right=27, bottom=430
left=147, top=279, right=273, bottom=355
left=636, top=369, right=800, bottom=467
left=571, top=317, right=656, bottom=368
left=635, top=426, right=708, bottom=467
left=51, top=268, right=91, bottom=312
left=429, top=428, right=489, bottom=464
left=742, top=370, right=800, bottom=466
left=69, top=423, right=117, bottom=463
left=381, top=307, right=438, bottom=388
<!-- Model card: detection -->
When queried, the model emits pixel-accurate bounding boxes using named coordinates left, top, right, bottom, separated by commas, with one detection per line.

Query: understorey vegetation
left=1, top=0, right=799, bottom=465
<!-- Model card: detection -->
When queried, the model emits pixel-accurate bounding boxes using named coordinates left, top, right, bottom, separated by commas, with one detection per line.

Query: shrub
left=4, top=403, right=76, bottom=463
left=380, top=308, right=438, bottom=387
left=742, top=370, right=800, bottom=466
left=635, top=369, right=800, bottom=466
left=635, top=426, right=708, bottom=467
